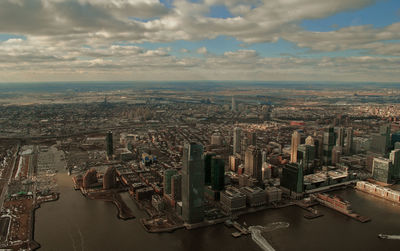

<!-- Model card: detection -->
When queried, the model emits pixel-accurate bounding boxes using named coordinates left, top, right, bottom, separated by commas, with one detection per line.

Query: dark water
left=35, top=173, right=400, bottom=251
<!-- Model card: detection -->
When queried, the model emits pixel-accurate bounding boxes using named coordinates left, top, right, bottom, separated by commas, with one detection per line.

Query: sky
left=0, top=0, right=399, bottom=83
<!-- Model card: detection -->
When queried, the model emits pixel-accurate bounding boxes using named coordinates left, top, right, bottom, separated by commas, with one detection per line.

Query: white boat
left=378, top=234, right=400, bottom=240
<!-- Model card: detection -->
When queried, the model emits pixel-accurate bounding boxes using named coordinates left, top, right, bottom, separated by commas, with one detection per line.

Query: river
left=34, top=172, right=400, bottom=251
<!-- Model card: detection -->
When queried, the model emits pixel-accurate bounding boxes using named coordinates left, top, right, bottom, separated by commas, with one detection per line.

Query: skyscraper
left=231, top=96, right=237, bottom=112
left=371, top=125, right=391, bottom=155
left=233, top=127, right=241, bottom=155
left=297, top=144, right=315, bottom=174
left=380, top=124, right=391, bottom=153
left=336, top=127, right=345, bottom=147
left=248, top=131, right=257, bottom=146
left=290, top=131, right=301, bottom=163
left=204, top=152, right=216, bottom=186
left=211, top=156, right=225, bottom=191
left=323, top=127, right=335, bottom=165
left=241, top=137, right=248, bottom=159
left=372, top=157, right=392, bottom=184
left=106, top=131, right=113, bottom=157
left=305, top=136, right=314, bottom=146
left=182, top=142, right=205, bottom=224
left=331, top=146, right=342, bottom=166
left=244, top=145, right=262, bottom=181
left=281, top=163, right=304, bottom=195
left=261, top=150, right=267, bottom=164
left=390, top=149, right=400, bottom=179
left=171, top=174, right=182, bottom=201
left=163, top=169, right=178, bottom=195
left=344, top=127, right=353, bottom=155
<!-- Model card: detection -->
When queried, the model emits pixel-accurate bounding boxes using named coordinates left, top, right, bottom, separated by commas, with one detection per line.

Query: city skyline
left=0, top=0, right=399, bottom=82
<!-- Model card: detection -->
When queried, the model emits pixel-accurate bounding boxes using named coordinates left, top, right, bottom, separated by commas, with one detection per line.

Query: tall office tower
left=261, top=150, right=267, bottom=164
left=106, top=131, right=114, bottom=157
left=391, top=132, right=400, bottom=149
left=248, top=132, right=257, bottom=146
left=315, top=135, right=323, bottom=160
left=241, top=137, right=248, bottom=159
left=323, top=126, right=335, bottom=165
left=204, top=152, right=216, bottom=186
left=262, top=162, right=272, bottom=180
left=233, top=127, right=241, bottom=155
left=390, top=149, right=400, bottom=179
left=371, top=124, right=391, bottom=154
left=281, top=163, right=304, bottom=196
left=171, top=174, right=182, bottom=201
left=305, top=136, right=314, bottom=146
left=372, top=157, right=393, bottom=184
left=211, top=157, right=225, bottom=191
left=231, top=96, right=237, bottom=112
left=210, top=132, right=223, bottom=146
left=290, top=131, right=301, bottom=163
left=244, top=145, right=262, bottom=181
left=297, top=144, right=315, bottom=174
left=331, top=146, right=342, bottom=166
left=229, top=155, right=240, bottom=172
left=182, top=142, right=205, bottom=224
left=380, top=124, right=391, bottom=153
left=163, top=169, right=178, bottom=195
left=344, top=127, right=353, bottom=155
left=336, top=127, right=345, bottom=147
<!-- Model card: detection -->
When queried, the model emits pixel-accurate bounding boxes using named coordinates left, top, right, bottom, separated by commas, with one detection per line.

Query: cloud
left=0, top=0, right=399, bottom=82
left=284, top=22, right=400, bottom=53
left=196, top=47, right=208, bottom=54
left=0, top=0, right=379, bottom=44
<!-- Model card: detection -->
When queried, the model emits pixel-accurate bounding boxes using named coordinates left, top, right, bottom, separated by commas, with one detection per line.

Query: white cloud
left=0, top=0, right=399, bottom=82
left=196, top=47, right=208, bottom=54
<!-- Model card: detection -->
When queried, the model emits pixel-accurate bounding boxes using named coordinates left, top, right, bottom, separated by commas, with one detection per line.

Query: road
left=0, top=144, right=20, bottom=211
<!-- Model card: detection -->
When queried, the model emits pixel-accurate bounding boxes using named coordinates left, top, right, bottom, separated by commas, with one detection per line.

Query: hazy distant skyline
left=0, top=0, right=399, bottom=83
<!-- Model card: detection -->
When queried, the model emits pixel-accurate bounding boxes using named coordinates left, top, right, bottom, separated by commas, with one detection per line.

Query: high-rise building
left=305, top=136, right=314, bottom=146
left=171, top=174, right=182, bottom=201
left=323, top=127, right=335, bottom=165
left=290, top=131, right=301, bottom=163
left=233, top=127, right=241, bottom=155
left=231, top=96, right=237, bottom=112
left=210, top=132, right=223, bottom=146
left=331, top=146, right=342, bottom=166
left=211, top=157, right=225, bottom=191
left=281, top=163, right=304, bottom=195
left=297, top=144, right=315, bottom=173
left=262, top=162, right=272, bottom=180
left=336, top=127, right=345, bottom=147
left=244, top=145, right=262, bottom=181
left=391, top=132, right=400, bottom=149
left=371, top=124, right=391, bottom=154
left=204, top=152, right=216, bottom=186
left=390, top=149, right=400, bottom=179
left=344, top=128, right=353, bottom=155
left=229, top=155, right=240, bottom=172
left=182, top=142, right=205, bottom=224
left=241, top=137, right=248, bottom=157
left=372, top=157, right=392, bottom=184
left=261, top=150, right=267, bottom=164
left=248, top=132, right=257, bottom=146
left=371, top=135, right=389, bottom=154
left=106, top=131, right=114, bottom=157
left=163, top=169, right=178, bottom=195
